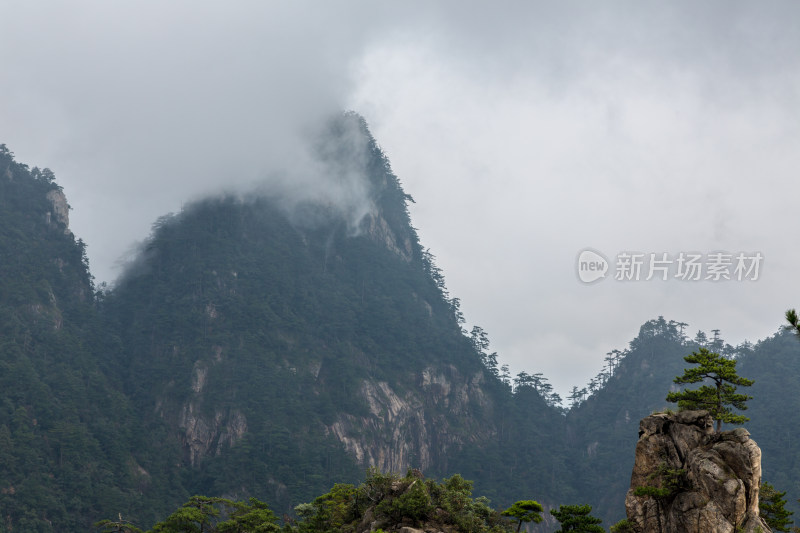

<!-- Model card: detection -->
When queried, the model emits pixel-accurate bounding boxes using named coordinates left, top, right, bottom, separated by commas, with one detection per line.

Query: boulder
left=625, top=410, right=771, bottom=533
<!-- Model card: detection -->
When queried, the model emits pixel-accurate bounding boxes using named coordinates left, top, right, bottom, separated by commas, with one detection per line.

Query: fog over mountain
left=2, top=1, right=799, bottom=396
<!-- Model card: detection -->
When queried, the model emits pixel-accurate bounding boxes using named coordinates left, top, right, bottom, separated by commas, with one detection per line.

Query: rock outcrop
left=625, top=410, right=771, bottom=533
left=46, top=188, right=71, bottom=233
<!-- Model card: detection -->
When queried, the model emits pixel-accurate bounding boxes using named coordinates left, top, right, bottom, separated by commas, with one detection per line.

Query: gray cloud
left=2, top=1, right=799, bottom=398
left=1, top=1, right=388, bottom=280
left=349, top=1, right=800, bottom=396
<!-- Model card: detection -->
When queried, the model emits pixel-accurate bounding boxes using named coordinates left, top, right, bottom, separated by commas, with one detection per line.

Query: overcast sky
left=2, top=1, right=799, bottom=399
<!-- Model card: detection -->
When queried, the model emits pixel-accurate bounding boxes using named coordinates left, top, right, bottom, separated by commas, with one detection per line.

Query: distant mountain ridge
left=1, top=119, right=798, bottom=532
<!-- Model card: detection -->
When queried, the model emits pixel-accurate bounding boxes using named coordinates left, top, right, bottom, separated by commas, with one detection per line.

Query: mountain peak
left=311, top=111, right=419, bottom=261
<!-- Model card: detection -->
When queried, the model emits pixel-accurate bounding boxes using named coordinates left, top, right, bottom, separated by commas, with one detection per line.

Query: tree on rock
left=502, top=500, right=543, bottom=532
left=550, top=504, right=604, bottom=533
left=665, top=347, right=753, bottom=432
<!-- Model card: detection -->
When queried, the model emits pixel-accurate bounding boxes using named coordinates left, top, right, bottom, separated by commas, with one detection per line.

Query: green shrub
left=633, top=463, right=687, bottom=500
left=610, top=518, right=636, bottom=532
left=377, top=480, right=432, bottom=524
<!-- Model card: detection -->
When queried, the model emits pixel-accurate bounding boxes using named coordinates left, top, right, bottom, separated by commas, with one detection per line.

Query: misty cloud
left=348, top=1, right=800, bottom=395
left=1, top=1, right=391, bottom=282
left=255, top=113, right=380, bottom=234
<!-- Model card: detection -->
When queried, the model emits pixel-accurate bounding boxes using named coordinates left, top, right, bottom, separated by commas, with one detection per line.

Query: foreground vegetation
left=98, top=471, right=799, bottom=533
left=97, top=469, right=616, bottom=533
left=98, top=469, right=514, bottom=533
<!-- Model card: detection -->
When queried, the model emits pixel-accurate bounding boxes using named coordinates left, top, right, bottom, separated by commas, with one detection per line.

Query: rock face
left=327, top=366, right=493, bottom=474
left=625, top=410, right=772, bottom=533
left=46, top=188, right=71, bottom=233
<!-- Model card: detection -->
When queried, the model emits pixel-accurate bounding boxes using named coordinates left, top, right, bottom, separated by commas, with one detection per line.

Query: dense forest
left=1, top=115, right=798, bottom=532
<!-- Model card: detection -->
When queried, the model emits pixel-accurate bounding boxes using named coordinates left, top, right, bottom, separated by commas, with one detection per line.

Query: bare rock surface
left=625, top=410, right=771, bottom=533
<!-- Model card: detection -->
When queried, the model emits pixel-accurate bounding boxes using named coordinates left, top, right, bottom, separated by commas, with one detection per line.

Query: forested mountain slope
left=103, top=113, right=518, bottom=518
left=0, top=145, right=174, bottom=530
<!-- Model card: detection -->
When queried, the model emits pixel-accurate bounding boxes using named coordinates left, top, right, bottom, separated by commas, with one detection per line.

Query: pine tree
left=502, top=500, right=543, bottom=532
left=759, top=482, right=794, bottom=532
left=785, top=309, right=800, bottom=339
left=550, top=504, right=604, bottom=533
left=665, top=348, right=753, bottom=432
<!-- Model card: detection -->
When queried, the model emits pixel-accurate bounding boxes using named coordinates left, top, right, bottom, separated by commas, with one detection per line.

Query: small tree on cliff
left=666, top=347, right=753, bottom=432
left=502, top=500, right=543, bottom=532
left=759, top=481, right=794, bottom=532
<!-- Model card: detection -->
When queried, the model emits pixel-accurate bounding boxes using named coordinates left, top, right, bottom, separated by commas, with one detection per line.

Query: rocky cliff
left=327, top=366, right=494, bottom=474
left=625, top=410, right=771, bottom=533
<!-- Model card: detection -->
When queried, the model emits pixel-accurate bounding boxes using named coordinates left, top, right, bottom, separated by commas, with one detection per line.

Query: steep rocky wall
left=46, top=188, right=70, bottom=233
left=156, top=358, right=248, bottom=467
left=625, top=410, right=771, bottom=533
left=328, top=366, right=494, bottom=474
left=363, top=211, right=413, bottom=262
